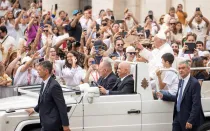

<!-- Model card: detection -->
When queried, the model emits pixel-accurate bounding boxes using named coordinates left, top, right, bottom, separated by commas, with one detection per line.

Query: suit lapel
left=111, top=78, right=121, bottom=91
left=40, top=77, right=52, bottom=102
left=181, top=76, right=192, bottom=102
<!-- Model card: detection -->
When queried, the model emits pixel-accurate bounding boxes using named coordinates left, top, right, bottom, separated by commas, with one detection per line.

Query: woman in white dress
left=60, top=51, right=85, bottom=88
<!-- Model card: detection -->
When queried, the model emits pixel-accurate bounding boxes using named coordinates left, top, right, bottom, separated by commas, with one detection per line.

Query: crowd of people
left=0, top=0, right=209, bottom=95
left=0, top=0, right=209, bottom=130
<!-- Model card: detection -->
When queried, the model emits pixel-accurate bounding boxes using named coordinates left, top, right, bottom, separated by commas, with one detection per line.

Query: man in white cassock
left=136, top=32, right=174, bottom=81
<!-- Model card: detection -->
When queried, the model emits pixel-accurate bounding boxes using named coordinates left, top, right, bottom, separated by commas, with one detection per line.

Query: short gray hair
left=39, top=61, right=53, bottom=74
left=179, top=60, right=190, bottom=67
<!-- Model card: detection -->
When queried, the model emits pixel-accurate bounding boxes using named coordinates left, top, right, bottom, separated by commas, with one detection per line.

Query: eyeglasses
left=117, top=44, right=124, bottom=46
left=128, top=52, right=136, bottom=55
left=170, top=23, right=176, bottom=25
left=43, top=30, right=48, bottom=32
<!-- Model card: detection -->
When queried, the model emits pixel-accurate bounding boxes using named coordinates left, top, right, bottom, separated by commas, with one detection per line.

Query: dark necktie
left=40, top=82, right=44, bottom=95
left=176, top=79, right=184, bottom=112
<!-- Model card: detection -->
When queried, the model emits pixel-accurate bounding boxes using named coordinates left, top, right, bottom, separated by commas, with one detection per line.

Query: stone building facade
left=42, top=0, right=210, bottom=24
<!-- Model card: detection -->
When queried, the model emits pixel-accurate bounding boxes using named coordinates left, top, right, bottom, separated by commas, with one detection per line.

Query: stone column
left=42, top=0, right=79, bottom=17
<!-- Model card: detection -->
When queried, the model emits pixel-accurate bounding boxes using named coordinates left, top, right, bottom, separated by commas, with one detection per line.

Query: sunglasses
left=170, top=23, right=176, bottom=25
left=43, top=30, right=48, bottom=32
left=128, top=52, right=136, bottom=55
left=117, top=44, right=124, bottom=46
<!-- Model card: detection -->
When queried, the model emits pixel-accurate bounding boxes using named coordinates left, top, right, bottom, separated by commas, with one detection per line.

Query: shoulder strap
left=1, top=35, right=9, bottom=45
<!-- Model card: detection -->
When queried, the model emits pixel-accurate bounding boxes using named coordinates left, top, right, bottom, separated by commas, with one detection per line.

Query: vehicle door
left=83, top=94, right=142, bottom=131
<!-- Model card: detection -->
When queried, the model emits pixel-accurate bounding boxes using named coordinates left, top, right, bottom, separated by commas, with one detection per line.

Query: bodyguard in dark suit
left=97, top=59, right=117, bottom=90
left=26, top=61, right=70, bottom=131
left=157, top=61, right=204, bottom=131
left=100, top=62, right=134, bottom=95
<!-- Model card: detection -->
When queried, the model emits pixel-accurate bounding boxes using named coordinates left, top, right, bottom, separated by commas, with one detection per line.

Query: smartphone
left=145, top=30, right=150, bottom=38
left=196, top=7, right=200, bottom=11
left=137, top=26, right=144, bottom=33
left=39, top=58, right=44, bottom=63
left=55, top=4, right=58, bottom=10
left=96, top=24, right=100, bottom=31
left=92, top=81, right=100, bottom=87
left=115, top=20, right=124, bottom=24
left=184, top=43, right=196, bottom=54
left=149, top=15, right=153, bottom=20
left=91, top=60, right=96, bottom=64
left=40, top=23, right=44, bottom=28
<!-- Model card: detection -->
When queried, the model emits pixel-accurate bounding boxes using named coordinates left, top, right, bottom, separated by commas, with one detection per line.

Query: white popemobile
left=0, top=62, right=210, bottom=131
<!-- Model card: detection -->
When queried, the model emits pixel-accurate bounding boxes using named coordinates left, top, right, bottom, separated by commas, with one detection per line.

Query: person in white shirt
left=124, top=11, right=139, bottom=30
left=79, top=10, right=92, bottom=30
left=0, top=26, right=16, bottom=62
left=14, top=52, right=41, bottom=86
left=178, top=33, right=203, bottom=59
left=15, top=10, right=28, bottom=42
left=155, top=53, right=179, bottom=98
left=96, top=9, right=106, bottom=25
left=126, top=46, right=136, bottom=62
left=60, top=51, right=85, bottom=88
left=0, top=0, right=11, bottom=11
left=189, top=12, right=209, bottom=42
left=136, top=31, right=174, bottom=80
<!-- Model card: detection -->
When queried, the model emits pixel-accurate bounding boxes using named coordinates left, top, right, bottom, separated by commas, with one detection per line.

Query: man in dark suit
left=99, top=62, right=134, bottom=95
left=157, top=61, right=204, bottom=131
left=97, top=59, right=117, bottom=90
left=26, top=61, right=70, bottom=131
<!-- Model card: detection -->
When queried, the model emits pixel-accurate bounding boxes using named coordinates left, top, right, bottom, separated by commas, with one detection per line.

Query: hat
left=140, top=39, right=151, bottom=45
left=14, top=9, right=21, bottom=18
left=94, top=40, right=107, bottom=50
left=126, top=46, right=135, bottom=53
left=72, top=10, right=80, bottom=15
left=21, top=56, right=32, bottom=64
left=103, top=16, right=110, bottom=20
left=156, top=31, right=166, bottom=40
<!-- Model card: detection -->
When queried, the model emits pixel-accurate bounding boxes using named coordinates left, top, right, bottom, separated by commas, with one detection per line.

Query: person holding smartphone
left=83, top=55, right=99, bottom=84
left=178, top=33, right=203, bottom=59
left=60, top=51, right=85, bottom=88
left=189, top=8, right=209, bottom=42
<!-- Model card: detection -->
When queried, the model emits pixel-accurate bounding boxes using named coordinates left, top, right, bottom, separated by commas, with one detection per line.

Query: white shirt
left=16, top=24, right=28, bottom=41
left=177, top=73, right=190, bottom=101
left=178, top=49, right=204, bottom=59
left=191, top=21, right=208, bottom=42
left=125, top=18, right=135, bottom=30
left=0, top=0, right=10, bottom=9
left=0, top=35, right=16, bottom=61
left=61, top=66, right=85, bottom=88
left=121, top=75, right=129, bottom=81
left=162, top=68, right=179, bottom=95
left=42, top=76, right=51, bottom=94
left=54, top=33, right=69, bottom=47
left=14, top=65, right=41, bottom=86
left=139, top=43, right=174, bottom=79
left=79, top=16, right=92, bottom=30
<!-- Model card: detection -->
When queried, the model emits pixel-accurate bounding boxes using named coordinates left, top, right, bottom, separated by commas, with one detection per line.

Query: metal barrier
left=0, top=86, right=18, bottom=98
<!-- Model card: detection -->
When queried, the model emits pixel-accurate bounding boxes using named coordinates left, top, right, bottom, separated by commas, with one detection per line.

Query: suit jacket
left=34, top=77, right=69, bottom=131
left=109, top=75, right=134, bottom=95
left=163, top=76, right=205, bottom=128
left=97, top=72, right=117, bottom=90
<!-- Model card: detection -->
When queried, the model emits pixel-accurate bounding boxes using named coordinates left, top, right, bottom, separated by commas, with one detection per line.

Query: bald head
left=117, top=62, right=131, bottom=78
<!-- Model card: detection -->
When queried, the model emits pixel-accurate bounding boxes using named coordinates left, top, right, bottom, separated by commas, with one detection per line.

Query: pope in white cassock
left=136, top=32, right=174, bottom=80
